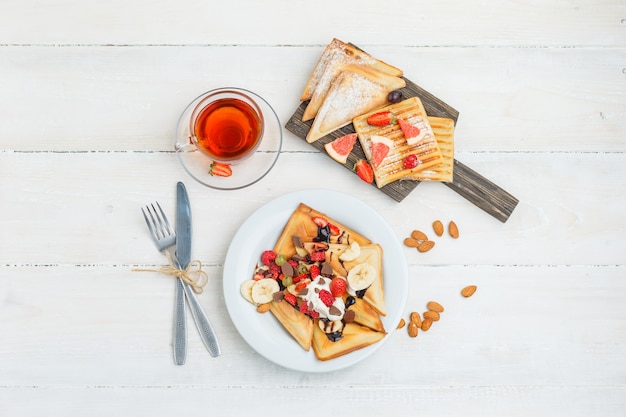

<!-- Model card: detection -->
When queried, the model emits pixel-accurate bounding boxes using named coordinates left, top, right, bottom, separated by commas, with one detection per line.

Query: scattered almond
left=449, top=221, right=459, bottom=239
left=421, top=318, right=433, bottom=331
left=408, top=322, right=419, bottom=338
left=417, top=240, right=435, bottom=253
left=409, top=311, right=422, bottom=327
left=427, top=301, right=444, bottom=313
left=403, top=237, right=420, bottom=248
left=423, top=310, right=440, bottom=321
left=256, top=303, right=271, bottom=313
left=432, top=220, right=444, bottom=237
left=410, top=230, right=428, bottom=242
left=397, top=318, right=406, bottom=329
left=461, top=285, right=477, bottom=298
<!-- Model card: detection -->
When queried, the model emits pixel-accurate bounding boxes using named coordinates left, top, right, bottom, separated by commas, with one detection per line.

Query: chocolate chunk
left=292, top=235, right=303, bottom=248
left=329, top=305, right=341, bottom=317
left=273, top=291, right=284, bottom=302
left=298, top=287, right=309, bottom=297
left=343, top=310, right=355, bottom=323
left=281, top=262, right=294, bottom=277
left=321, top=262, right=334, bottom=277
left=317, top=277, right=326, bottom=285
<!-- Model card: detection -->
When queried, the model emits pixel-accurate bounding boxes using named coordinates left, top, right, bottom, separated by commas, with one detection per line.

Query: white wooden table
left=1, top=1, right=625, bottom=415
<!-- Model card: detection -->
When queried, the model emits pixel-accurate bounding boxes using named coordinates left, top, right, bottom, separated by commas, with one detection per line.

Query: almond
left=408, top=321, right=419, bottom=338
left=427, top=301, right=444, bottom=313
left=421, top=318, right=433, bottom=331
left=411, top=230, right=428, bottom=242
left=417, top=240, right=435, bottom=253
left=423, top=310, right=440, bottom=321
left=461, top=285, right=477, bottom=298
left=403, top=237, right=420, bottom=248
left=410, top=311, right=421, bottom=327
left=432, top=220, right=444, bottom=237
left=397, top=318, right=406, bottom=329
left=256, top=303, right=271, bottom=313
left=449, top=221, right=459, bottom=239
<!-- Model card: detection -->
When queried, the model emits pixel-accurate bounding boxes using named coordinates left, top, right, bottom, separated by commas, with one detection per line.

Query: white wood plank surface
left=1, top=0, right=625, bottom=416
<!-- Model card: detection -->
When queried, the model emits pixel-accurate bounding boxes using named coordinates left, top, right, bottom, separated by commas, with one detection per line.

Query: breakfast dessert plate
left=175, top=88, right=283, bottom=190
left=223, top=189, right=409, bottom=372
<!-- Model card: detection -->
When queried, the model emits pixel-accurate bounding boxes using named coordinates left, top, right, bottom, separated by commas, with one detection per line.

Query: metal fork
left=142, top=202, right=187, bottom=365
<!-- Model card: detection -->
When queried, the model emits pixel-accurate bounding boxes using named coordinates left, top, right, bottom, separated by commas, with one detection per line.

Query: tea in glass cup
left=177, top=88, right=265, bottom=164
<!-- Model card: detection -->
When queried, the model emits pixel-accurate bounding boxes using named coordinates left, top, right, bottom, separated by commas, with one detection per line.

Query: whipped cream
left=301, top=276, right=345, bottom=321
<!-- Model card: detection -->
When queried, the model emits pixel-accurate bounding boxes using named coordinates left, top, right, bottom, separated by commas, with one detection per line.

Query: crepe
left=269, top=300, right=313, bottom=351
left=301, top=38, right=403, bottom=121
left=353, top=97, right=444, bottom=188
left=305, top=66, right=406, bottom=143
left=273, top=202, right=371, bottom=259
left=325, top=243, right=386, bottom=317
left=311, top=322, right=386, bottom=361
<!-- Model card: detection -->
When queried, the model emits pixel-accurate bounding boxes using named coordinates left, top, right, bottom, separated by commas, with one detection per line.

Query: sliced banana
left=339, top=241, right=361, bottom=262
left=240, top=279, right=256, bottom=304
left=250, top=278, right=279, bottom=305
left=347, top=262, right=376, bottom=291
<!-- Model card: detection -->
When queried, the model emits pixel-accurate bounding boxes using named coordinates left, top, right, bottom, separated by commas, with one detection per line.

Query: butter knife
left=176, top=182, right=221, bottom=357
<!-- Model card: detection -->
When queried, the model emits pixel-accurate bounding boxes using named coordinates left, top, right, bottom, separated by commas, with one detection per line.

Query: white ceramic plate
left=223, top=189, right=408, bottom=372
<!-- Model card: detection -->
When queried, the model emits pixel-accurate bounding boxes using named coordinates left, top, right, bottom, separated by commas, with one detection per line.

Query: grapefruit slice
left=398, top=117, right=424, bottom=145
left=370, top=135, right=394, bottom=169
left=324, top=133, right=357, bottom=164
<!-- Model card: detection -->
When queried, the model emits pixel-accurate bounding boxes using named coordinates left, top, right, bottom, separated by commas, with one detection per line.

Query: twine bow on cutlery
left=134, top=251, right=208, bottom=294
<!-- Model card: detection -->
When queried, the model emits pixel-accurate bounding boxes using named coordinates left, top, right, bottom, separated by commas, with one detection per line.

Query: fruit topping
left=329, top=277, right=347, bottom=297
left=370, top=135, right=394, bottom=169
left=260, top=250, right=276, bottom=266
left=403, top=154, right=420, bottom=169
left=354, top=159, right=374, bottom=184
left=307, top=251, right=326, bottom=262
left=208, top=161, right=232, bottom=177
left=250, top=278, right=280, bottom=305
left=283, top=292, right=297, bottom=306
left=318, top=289, right=335, bottom=307
left=312, top=216, right=329, bottom=228
left=397, top=117, right=425, bottom=145
left=347, top=263, right=376, bottom=292
left=339, top=241, right=361, bottom=262
left=324, top=133, right=357, bottom=164
left=367, top=111, right=395, bottom=126
left=387, top=90, right=403, bottom=103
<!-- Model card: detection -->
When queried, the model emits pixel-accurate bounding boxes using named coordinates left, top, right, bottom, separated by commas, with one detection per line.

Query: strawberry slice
left=369, top=135, right=394, bottom=169
left=209, top=161, right=232, bottom=177
left=397, top=118, right=425, bottom=145
left=354, top=159, right=374, bottom=184
left=367, top=111, right=395, bottom=127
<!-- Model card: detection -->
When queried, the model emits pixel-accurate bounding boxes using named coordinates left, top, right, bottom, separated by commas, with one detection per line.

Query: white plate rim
left=223, top=189, right=408, bottom=372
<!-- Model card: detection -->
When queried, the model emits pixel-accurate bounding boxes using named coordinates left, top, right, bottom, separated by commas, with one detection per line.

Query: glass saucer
left=174, top=87, right=283, bottom=190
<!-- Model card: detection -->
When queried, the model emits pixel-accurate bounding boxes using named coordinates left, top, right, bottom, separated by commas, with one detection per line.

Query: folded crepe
left=305, top=65, right=406, bottom=143
left=301, top=38, right=403, bottom=121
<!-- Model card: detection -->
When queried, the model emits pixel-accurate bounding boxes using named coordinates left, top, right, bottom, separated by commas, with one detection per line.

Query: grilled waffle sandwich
left=353, top=97, right=444, bottom=188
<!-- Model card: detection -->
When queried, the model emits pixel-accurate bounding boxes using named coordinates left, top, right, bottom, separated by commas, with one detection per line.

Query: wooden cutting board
left=285, top=77, right=518, bottom=223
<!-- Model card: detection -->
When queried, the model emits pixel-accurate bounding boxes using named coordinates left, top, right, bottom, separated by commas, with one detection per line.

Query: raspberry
left=309, top=309, right=320, bottom=318
left=308, top=251, right=326, bottom=262
left=298, top=301, right=309, bottom=314
left=288, top=259, right=298, bottom=269
left=329, top=277, right=347, bottom=297
left=283, top=292, right=297, bottom=306
left=318, top=289, right=335, bottom=307
left=261, top=250, right=276, bottom=266
left=403, top=154, right=420, bottom=169
left=309, top=264, right=321, bottom=278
